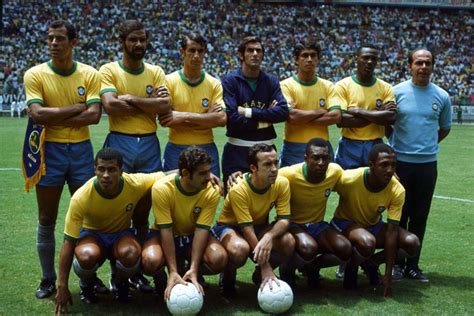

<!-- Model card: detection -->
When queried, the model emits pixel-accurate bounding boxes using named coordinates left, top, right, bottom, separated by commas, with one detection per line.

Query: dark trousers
left=396, top=160, right=438, bottom=268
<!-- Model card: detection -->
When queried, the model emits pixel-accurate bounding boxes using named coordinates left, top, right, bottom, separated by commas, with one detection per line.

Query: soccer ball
left=257, top=280, right=294, bottom=314
left=166, top=282, right=204, bottom=316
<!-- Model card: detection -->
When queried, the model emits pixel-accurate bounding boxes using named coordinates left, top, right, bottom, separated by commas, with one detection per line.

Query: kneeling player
left=278, top=138, right=351, bottom=287
left=212, top=144, right=295, bottom=298
left=331, top=144, right=420, bottom=296
left=142, top=147, right=227, bottom=300
left=55, top=148, right=166, bottom=314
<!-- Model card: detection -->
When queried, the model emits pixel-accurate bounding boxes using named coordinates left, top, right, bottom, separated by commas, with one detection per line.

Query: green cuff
left=328, top=105, right=341, bottom=111
left=276, top=215, right=291, bottom=220
left=238, top=222, right=253, bottom=227
left=86, top=98, right=101, bottom=106
left=387, top=219, right=399, bottom=225
left=27, top=98, right=43, bottom=106
left=64, top=233, right=78, bottom=242
left=100, top=88, right=117, bottom=95
left=196, top=224, right=211, bottom=231
left=157, top=223, right=173, bottom=229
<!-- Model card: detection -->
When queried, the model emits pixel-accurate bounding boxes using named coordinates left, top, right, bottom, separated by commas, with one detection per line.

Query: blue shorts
left=279, top=140, right=334, bottom=167
left=38, top=140, right=94, bottom=187
left=163, top=142, right=220, bottom=177
left=103, top=132, right=162, bottom=173
left=211, top=223, right=267, bottom=241
left=331, top=218, right=385, bottom=237
left=335, top=137, right=383, bottom=170
left=290, top=221, right=331, bottom=239
left=79, top=228, right=134, bottom=258
left=147, top=229, right=194, bottom=257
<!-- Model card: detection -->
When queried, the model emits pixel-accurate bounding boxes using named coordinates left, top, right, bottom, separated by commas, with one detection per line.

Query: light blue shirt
left=389, top=80, right=452, bottom=163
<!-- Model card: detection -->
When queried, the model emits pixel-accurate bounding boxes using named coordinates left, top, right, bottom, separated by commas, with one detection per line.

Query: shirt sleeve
left=251, top=76, right=289, bottom=122
left=326, top=82, right=341, bottom=111
left=439, top=93, right=452, bottom=129
left=86, top=69, right=101, bottom=106
left=64, top=197, right=84, bottom=240
left=24, top=69, right=44, bottom=106
left=153, top=66, right=166, bottom=89
left=387, top=183, right=405, bottom=225
left=280, top=81, right=294, bottom=109
left=212, top=80, right=226, bottom=110
left=152, top=182, right=173, bottom=228
left=275, top=177, right=291, bottom=220
left=382, top=83, right=396, bottom=104
left=99, top=64, right=117, bottom=95
left=229, top=188, right=254, bottom=226
left=334, top=81, right=348, bottom=112
left=195, top=187, right=220, bottom=230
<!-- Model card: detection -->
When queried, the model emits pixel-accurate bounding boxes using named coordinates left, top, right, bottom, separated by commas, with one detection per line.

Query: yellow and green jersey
left=24, top=61, right=101, bottom=143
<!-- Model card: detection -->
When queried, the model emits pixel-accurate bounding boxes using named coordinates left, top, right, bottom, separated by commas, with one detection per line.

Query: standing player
left=212, top=144, right=295, bottom=298
left=55, top=148, right=166, bottom=314
left=280, top=40, right=341, bottom=166
left=278, top=138, right=351, bottom=287
left=331, top=144, right=420, bottom=296
left=388, top=48, right=451, bottom=282
left=159, top=33, right=226, bottom=176
left=142, top=147, right=227, bottom=299
left=221, top=36, right=288, bottom=187
left=99, top=20, right=170, bottom=291
left=334, top=44, right=397, bottom=170
left=24, top=20, right=101, bottom=299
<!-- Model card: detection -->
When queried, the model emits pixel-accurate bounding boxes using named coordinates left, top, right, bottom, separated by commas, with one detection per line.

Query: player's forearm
left=251, top=105, right=289, bottom=123
left=126, top=95, right=171, bottom=115
left=160, top=228, right=179, bottom=274
left=310, top=110, right=342, bottom=126
left=56, top=103, right=101, bottom=127
left=266, top=219, right=289, bottom=240
left=384, top=224, right=398, bottom=277
left=189, top=229, right=208, bottom=271
left=288, top=109, right=327, bottom=124
left=167, top=111, right=227, bottom=128
left=102, top=97, right=141, bottom=116
left=29, top=103, right=86, bottom=125
left=241, top=226, right=259, bottom=252
left=438, top=128, right=450, bottom=143
left=337, top=112, right=371, bottom=128
left=57, top=239, right=75, bottom=288
left=353, top=109, right=396, bottom=125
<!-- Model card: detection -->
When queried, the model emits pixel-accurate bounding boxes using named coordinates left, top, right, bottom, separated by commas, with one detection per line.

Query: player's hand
left=118, top=94, right=133, bottom=104
left=183, top=268, right=205, bottom=296
left=159, top=111, right=187, bottom=127
left=381, top=101, right=397, bottom=112
left=347, top=106, right=361, bottom=115
left=381, top=274, right=392, bottom=298
left=237, top=106, right=246, bottom=116
left=208, top=103, right=223, bottom=113
left=164, top=271, right=187, bottom=301
left=154, top=86, right=169, bottom=98
left=253, top=233, right=273, bottom=265
left=260, top=264, right=279, bottom=290
left=210, top=173, right=223, bottom=194
left=55, top=285, right=73, bottom=315
left=227, top=171, right=243, bottom=189
left=288, top=100, right=297, bottom=108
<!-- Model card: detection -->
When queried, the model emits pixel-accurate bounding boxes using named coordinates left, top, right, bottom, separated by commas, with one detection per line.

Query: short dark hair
left=118, top=20, right=147, bottom=41
left=178, top=146, right=212, bottom=176
left=247, top=143, right=274, bottom=169
left=293, top=40, right=321, bottom=59
left=408, top=48, right=435, bottom=66
left=356, top=44, right=379, bottom=57
left=49, top=20, right=77, bottom=40
left=95, top=147, right=123, bottom=169
left=237, top=36, right=265, bottom=61
left=180, top=33, right=207, bottom=50
left=305, top=138, right=329, bottom=156
left=368, top=144, right=395, bottom=163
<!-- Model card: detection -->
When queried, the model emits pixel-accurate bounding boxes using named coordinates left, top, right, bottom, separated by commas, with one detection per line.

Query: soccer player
left=142, top=147, right=227, bottom=299
left=331, top=144, right=420, bottom=296
left=388, top=48, right=451, bottom=282
left=212, top=144, right=295, bottom=298
left=278, top=138, right=351, bottom=287
left=99, top=19, right=171, bottom=291
left=221, top=36, right=288, bottom=188
left=159, top=33, right=226, bottom=176
left=54, top=148, right=166, bottom=314
left=24, top=20, right=101, bottom=299
left=279, top=40, right=341, bottom=166
left=334, top=44, right=397, bottom=170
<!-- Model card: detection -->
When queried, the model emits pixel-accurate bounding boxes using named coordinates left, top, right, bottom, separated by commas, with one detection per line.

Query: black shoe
left=392, top=264, right=405, bottom=281
left=219, top=270, right=237, bottom=299
left=110, top=275, right=132, bottom=302
left=343, top=266, right=358, bottom=290
left=153, top=270, right=168, bottom=297
left=80, top=280, right=99, bottom=304
left=404, top=266, right=429, bottom=282
left=252, top=267, right=262, bottom=287
left=129, top=273, right=154, bottom=293
left=335, top=263, right=346, bottom=279
left=305, top=266, right=321, bottom=289
left=361, top=261, right=380, bottom=286
left=35, top=278, right=56, bottom=299
left=279, top=265, right=296, bottom=288
left=92, top=274, right=109, bottom=294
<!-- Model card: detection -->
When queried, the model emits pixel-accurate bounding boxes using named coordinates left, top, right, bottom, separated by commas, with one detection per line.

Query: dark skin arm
left=337, top=111, right=371, bottom=128
left=311, top=109, right=342, bottom=126
left=28, top=102, right=87, bottom=125
left=101, top=92, right=141, bottom=116
left=55, top=239, right=75, bottom=315
left=438, top=128, right=450, bottom=143
left=381, top=223, right=398, bottom=298
left=288, top=108, right=327, bottom=125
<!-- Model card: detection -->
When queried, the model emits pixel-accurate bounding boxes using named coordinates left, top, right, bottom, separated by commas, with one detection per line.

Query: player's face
left=188, top=163, right=212, bottom=191
left=47, top=26, right=76, bottom=61
left=356, top=48, right=379, bottom=77
left=297, top=49, right=319, bottom=74
left=95, top=159, right=123, bottom=194
left=304, top=145, right=329, bottom=181
left=181, top=40, right=206, bottom=70
left=122, top=29, right=148, bottom=61
left=253, top=150, right=279, bottom=186
left=369, top=152, right=397, bottom=187
left=242, top=42, right=263, bottom=68
left=409, top=50, right=433, bottom=86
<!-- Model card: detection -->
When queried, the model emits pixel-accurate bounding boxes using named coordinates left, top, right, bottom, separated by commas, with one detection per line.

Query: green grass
left=0, top=117, right=473, bottom=315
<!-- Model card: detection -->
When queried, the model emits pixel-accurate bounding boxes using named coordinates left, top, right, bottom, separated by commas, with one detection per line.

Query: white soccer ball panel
left=257, top=280, right=294, bottom=314
left=166, top=282, right=204, bottom=316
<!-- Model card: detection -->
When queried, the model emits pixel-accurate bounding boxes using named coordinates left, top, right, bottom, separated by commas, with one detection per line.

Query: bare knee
left=296, top=238, right=317, bottom=261
left=204, top=244, right=228, bottom=274
left=278, top=233, right=295, bottom=258
left=354, top=235, right=376, bottom=258
left=227, top=240, right=250, bottom=268
left=75, top=246, right=101, bottom=269
left=142, top=247, right=165, bottom=275
left=402, top=233, right=420, bottom=257
left=116, top=243, right=141, bottom=267
left=333, top=236, right=352, bottom=261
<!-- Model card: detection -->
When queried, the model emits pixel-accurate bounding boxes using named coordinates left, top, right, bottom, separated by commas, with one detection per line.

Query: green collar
left=302, top=163, right=326, bottom=184
left=118, top=60, right=145, bottom=74
left=179, top=69, right=205, bottom=87
left=175, top=174, right=200, bottom=196
left=47, top=61, right=77, bottom=76
left=351, top=74, right=376, bottom=87
left=292, top=74, right=318, bottom=86
left=94, top=177, right=124, bottom=199
left=245, top=173, right=270, bottom=195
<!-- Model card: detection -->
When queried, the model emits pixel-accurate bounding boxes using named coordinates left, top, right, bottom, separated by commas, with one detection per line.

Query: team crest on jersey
left=432, top=103, right=439, bottom=111
left=29, top=130, right=40, bottom=154
left=319, top=98, right=326, bottom=107
left=377, top=206, right=386, bottom=214
left=202, top=98, right=209, bottom=108
left=193, top=207, right=202, bottom=214
left=324, top=189, right=331, bottom=197
left=375, top=99, right=383, bottom=109
left=146, top=85, right=153, bottom=95
left=126, top=203, right=134, bottom=212
left=77, top=86, right=85, bottom=96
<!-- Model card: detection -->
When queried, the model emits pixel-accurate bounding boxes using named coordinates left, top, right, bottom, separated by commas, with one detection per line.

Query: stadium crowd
left=1, top=1, right=473, bottom=102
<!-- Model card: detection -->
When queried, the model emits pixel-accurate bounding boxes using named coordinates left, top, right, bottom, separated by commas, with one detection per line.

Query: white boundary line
left=0, top=168, right=21, bottom=171
left=433, top=195, right=474, bottom=203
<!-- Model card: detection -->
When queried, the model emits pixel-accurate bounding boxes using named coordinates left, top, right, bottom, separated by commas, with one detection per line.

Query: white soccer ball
left=257, top=279, right=294, bottom=314
left=166, top=282, right=204, bottom=316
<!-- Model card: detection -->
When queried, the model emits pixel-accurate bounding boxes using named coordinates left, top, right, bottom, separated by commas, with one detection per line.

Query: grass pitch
left=0, top=117, right=473, bottom=315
